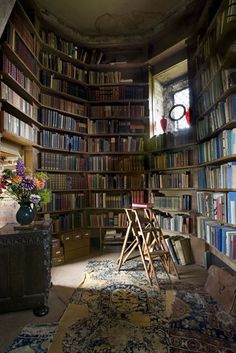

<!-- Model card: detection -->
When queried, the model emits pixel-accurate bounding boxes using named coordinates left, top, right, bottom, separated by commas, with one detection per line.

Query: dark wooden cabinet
left=0, top=221, right=52, bottom=315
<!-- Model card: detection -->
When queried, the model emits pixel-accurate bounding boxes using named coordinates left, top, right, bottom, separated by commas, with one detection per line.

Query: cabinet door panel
left=23, top=245, right=44, bottom=294
left=0, top=248, right=10, bottom=299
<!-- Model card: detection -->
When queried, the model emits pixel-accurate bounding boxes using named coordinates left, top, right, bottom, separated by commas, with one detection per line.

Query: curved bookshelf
left=0, top=1, right=150, bottom=254
left=189, top=0, right=236, bottom=268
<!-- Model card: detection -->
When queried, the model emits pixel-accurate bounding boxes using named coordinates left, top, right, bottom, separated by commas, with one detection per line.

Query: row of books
left=89, top=192, right=132, bottom=208
left=39, top=152, right=87, bottom=171
left=195, top=0, right=236, bottom=69
left=197, top=191, right=226, bottom=222
left=2, top=111, right=38, bottom=143
left=41, top=30, right=104, bottom=64
left=40, top=93, right=87, bottom=116
left=200, top=69, right=236, bottom=114
left=14, top=32, right=39, bottom=77
left=154, top=213, right=193, bottom=234
left=43, top=192, right=88, bottom=212
left=40, top=51, right=125, bottom=85
left=40, top=51, right=88, bottom=83
left=165, top=236, right=193, bottom=265
left=150, top=148, right=197, bottom=169
left=88, top=212, right=127, bottom=227
left=87, top=136, right=144, bottom=153
left=150, top=172, right=194, bottom=189
left=197, top=216, right=236, bottom=259
left=88, top=191, right=146, bottom=208
left=39, top=108, right=87, bottom=133
left=197, top=191, right=236, bottom=224
left=89, top=85, right=147, bottom=101
left=89, top=71, right=122, bottom=85
left=153, top=194, right=192, bottom=210
left=0, top=82, right=37, bottom=119
left=46, top=172, right=147, bottom=190
left=196, top=94, right=236, bottom=141
left=39, top=130, right=87, bottom=151
left=4, top=21, right=40, bottom=78
left=3, top=54, right=40, bottom=101
left=86, top=155, right=145, bottom=172
left=43, top=166, right=236, bottom=191
left=87, top=174, right=147, bottom=189
left=193, top=55, right=222, bottom=96
left=87, top=119, right=146, bottom=134
left=197, top=162, right=236, bottom=189
left=196, top=71, right=225, bottom=116
left=10, top=10, right=39, bottom=56
left=149, top=129, right=194, bottom=151
left=90, top=104, right=147, bottom=118
left=198, top=127, right=236, bottom=163
left=40, top=72, right=87, bottom=100
left=46, top=174, right=88, bottom=190
left=39, top=153, right=145, bottom=171
left=51, top=212, right=84, bottom=233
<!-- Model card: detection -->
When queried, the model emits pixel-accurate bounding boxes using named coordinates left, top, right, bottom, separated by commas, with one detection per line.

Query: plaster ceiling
left=32, top=0, right=203, bottom=46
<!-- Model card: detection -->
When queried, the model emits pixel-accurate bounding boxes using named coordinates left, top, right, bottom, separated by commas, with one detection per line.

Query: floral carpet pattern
left=6, top=323, right=58, bottom=353
left=6, top=259, right=236, bottom=353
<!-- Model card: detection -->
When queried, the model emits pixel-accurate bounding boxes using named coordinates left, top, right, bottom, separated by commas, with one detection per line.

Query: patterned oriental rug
left=6, top=260, right=236, bottom=353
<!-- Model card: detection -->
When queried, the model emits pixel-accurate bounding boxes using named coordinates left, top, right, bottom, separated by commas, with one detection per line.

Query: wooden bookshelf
left=149, top=131, right=198, bottom=240
left=0, top=0, right=150, bottom=254
left=189, top=0, right=236, bottom=267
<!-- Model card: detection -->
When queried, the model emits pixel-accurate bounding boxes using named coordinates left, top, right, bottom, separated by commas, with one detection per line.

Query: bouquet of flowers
left=0, top=159, right=50, bottom=206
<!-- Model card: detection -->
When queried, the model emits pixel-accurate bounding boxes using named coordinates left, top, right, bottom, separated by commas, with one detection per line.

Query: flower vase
left=16, top=203, right=35, bottom=226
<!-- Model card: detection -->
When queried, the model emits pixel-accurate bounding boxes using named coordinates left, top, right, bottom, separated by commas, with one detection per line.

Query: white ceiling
left=33, top=0, right=203, bottom=46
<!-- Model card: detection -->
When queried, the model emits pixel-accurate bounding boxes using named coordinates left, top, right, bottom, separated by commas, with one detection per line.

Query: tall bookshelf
left=188, top=0, right=236, bottom=271
left=88, top=82, right=149, bottom=249
left=0, top=1, right=150, bottom=255
left=0, top=2, right=41, bottom=172
left=148, top=129, right=198, bottom=244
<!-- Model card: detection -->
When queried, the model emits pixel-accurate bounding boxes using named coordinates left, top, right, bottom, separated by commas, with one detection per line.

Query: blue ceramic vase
left=16, top=203, right=35, bottom=225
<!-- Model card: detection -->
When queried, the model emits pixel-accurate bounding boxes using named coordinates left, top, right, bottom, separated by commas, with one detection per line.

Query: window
left=173, top=87, right=190, bottom=130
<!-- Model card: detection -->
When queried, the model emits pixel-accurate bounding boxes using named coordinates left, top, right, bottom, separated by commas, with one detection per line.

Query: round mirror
left=169, top=104, right=186, bottom=122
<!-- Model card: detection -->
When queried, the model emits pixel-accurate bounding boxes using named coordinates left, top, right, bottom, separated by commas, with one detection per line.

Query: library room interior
left=0, top=0, right=236, bottom=352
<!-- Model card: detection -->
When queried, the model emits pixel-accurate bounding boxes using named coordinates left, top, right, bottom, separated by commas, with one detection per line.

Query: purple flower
left=16, top=159, right=25, bottom=176
left=21, top=177, right=35, bottom=190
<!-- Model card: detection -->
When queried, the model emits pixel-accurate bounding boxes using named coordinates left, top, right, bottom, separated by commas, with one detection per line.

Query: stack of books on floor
left=103, top=229, right=126, bottom=251
left=164, top=235, right=194, bottom=265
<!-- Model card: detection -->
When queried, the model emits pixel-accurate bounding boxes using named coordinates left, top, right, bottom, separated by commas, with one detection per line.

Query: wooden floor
left=0, top=251, right=208, bottom=353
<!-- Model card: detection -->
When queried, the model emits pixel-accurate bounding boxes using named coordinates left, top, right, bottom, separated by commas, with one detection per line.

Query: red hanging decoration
left=160, top=116, right=167, bottom=133
left=185, top=108, right=191, bottom=125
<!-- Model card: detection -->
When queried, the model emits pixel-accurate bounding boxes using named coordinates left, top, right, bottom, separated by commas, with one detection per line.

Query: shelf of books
left=148, top=128, right=198, bottom=244
left=88, top=93, right=149, bottom=249
left=0, top=1, right=152, bottom=258
left=0, top=3, right=41, bottom=173
left=189, top=0, right=236, bottom=267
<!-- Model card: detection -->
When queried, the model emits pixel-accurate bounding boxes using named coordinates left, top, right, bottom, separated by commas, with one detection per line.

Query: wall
left=0, top=156, right=20, bottom=228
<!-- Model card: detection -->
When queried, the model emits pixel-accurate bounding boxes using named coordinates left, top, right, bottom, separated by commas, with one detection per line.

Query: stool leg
left=117, top=222, right=132, bottom=270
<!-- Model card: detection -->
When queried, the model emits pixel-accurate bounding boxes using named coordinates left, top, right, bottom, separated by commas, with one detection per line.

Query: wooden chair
left=117, top=208, right=179, bottom=290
